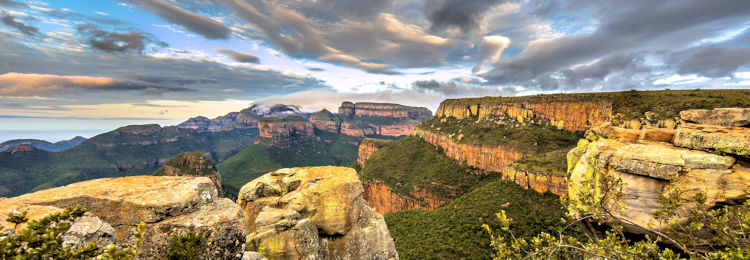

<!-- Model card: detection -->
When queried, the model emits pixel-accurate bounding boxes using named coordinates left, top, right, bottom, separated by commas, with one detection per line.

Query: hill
left=0, top=136, right=86, bottom=152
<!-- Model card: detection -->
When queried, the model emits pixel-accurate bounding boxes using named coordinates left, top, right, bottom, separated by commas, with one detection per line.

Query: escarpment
left=362, top=181, right=454, bottom=214
left=501, top=166, right=567, bottom=197
left=357, top=138, right=393, bottom=167
left=255, top=116, right=315, bottom=148
left=339, top=101, right=432, bottom=121
left=237, top=166, right=398, bottom=259
left=567, top=116, right=750, bottom=239
left=413, top=128, right=525, bottom=173
left=0, top=176, right=245, bottom=259
left=153, top=151, right=224, bottom=197
left=436, top=97, right=612, bottom=132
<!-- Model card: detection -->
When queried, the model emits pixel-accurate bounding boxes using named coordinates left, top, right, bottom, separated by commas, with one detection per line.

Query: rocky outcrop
left=153, top=151, right=224, bottom=197
left=414, top=129, right=524, bottom=173
left=4, top=144, right=35, bottom=154
left=309, top=109, right=341, bottom=133
left=341, top=122, right=377, bottom=137
left=177, top=104, right=307, bottom=132
left=435, top=97, right=611, bottom=132
left=0, top=176, right=245, bottom=259
left=501, top=166, right=567, bottom=197
left=238, top=166, right=398, bottom=260
left=178, top=116, right=212, bottom=130
left=256, top=116, right=315, bottom=148
left=338, top=101, right=432, bottom=121
left=357, top=138, right=393, bottom=167
left=372, top=124, right=416, bottom=137
left=680, top=108, right=750, bottom=127
left=567, top=121, right=749, bottom=236
left=362, top=181, right=452, bottom=214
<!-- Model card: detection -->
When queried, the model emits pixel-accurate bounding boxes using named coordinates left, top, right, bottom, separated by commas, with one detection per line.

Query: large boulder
left=680, top=108, right=750, bottom=127
left=568, top=124, right=749, bottom=235
left=238, top=166, right=398, bottom=260
left=0, top=176, right=245, bottom=259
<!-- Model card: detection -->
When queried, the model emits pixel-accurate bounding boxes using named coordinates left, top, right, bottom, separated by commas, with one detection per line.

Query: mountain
left=217, top=101, right=433, bottom=197
left=0, top=136, right=87, bottom=152
left=177, top=104, right=307, bottom=132
left=153, top=151, right=224, bottom=197
left=356, top=89, right=750, bottom=258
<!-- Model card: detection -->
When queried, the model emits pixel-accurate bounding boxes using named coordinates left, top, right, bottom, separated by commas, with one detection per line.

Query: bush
left=167, top=231, right=205, bottom=260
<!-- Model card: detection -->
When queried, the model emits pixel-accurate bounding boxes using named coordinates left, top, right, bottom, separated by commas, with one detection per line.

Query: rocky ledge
left=237, top=166, right=398, bottom=260
left=0, top=176, right=245, bottom=259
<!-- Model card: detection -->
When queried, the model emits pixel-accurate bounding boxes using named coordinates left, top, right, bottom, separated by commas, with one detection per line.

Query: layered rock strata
left=256, top=118, right=315, bottom=148
left=568, top=122, right=749, bottom=236
left=680, top=108, right=750, bottom=127
left=414, top=129, right=524, bottom=173
left=362, top=181, right=452, bottom=214
left=435, top=98, right=612, bottom=132
left=501, top=166, right=567, bottom=197
left=0, top=176, right=245, bottom=259
left=237, top=166, right=398, bottom=260
left=357, top=138, right=393, bottom=167
left=338, top=102, right=432, bottom=121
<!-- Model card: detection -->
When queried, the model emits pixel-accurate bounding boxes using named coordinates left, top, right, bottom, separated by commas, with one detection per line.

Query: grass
left=508, top=149, right=571, bottom=176
left=385, top=176, right=576, bottom=260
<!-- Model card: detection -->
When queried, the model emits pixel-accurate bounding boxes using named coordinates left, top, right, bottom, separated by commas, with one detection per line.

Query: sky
left=1, top=0, right=749, bottom=142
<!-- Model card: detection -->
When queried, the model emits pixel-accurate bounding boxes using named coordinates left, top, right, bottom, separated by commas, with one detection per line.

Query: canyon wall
left=357, top=138, right=393, bottom=167
left=501, top=166, right=567, bottom=197
left=338, top=101, right=432, bottom=121
left=362, top=181, right=451, bottom=214
left=436, top=98, right=612, bottom=132
left=256, top=119, right=314, bottom=148
left=413, top=129, right=524, bottom=173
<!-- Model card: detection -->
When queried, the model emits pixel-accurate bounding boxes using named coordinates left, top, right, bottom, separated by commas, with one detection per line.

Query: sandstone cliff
left=237, top=166, right=398, bottom=259
left=362, top=181, right=453, bottom=214
left=435, top=97, right=611, bottom=132
left=309, top=109, right=341, bottom=133
left=357, top=138, right=393, bottom=167
left=0, top=176, right=245, bottom=259
left=501, top=166, right=567, bottom=197
left=338, top=101, right=432, bottom=121
left=567, top=120, right=749, bottom=238
left=153, top=151, right=224, bottom=197
left=255, top=116, right=315, bottom=148
left=413, top=128, right=524, bottom=173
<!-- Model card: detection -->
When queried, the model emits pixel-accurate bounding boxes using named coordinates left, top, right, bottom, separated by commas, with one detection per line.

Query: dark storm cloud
left=560, top=53, right=650, bottom=85
left=672, top=45, right=750, bottom=78
left=129, top=0, right=231, bottom=39
left=216, top=48, right=260, bottom=63
left=413, top=79, right=508, bottom=96
left=482, top=0, right=750, bottom=85
left=76, top=24, right=166, bottom=53
left=0, top=0, right=26, bottom=7
left=1, top=13, right=39, bottom=36
left=307, top=67, right=325, bottom=72
left=123, top=76, right=218, bottom=85
left=425, top=0, right=502, bottom=33
left=0, top=72, right=191, bottom=96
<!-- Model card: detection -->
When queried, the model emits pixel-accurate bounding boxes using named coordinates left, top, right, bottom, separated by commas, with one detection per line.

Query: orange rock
left=414, top=129, right=524, bottom=173
left=361, top=181, right=451, bottom=214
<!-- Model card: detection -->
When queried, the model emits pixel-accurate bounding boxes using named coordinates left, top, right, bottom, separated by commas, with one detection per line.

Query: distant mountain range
left=0, top=136, right=87, bottom=152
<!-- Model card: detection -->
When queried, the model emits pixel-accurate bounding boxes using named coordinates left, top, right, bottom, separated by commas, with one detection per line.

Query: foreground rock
left=238, top=166, right=398, bottom=260
left=0, top=176, right=245, bottom=259
left=568, top=122, right=749, bottom=237
left=153, top=151, right=225, bottom=196
left=680, top=108, right=750, bottom=127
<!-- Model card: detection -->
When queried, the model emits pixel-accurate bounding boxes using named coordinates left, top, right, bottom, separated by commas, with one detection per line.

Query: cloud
left=481, top=0, right=750, bottom=85
left=425, top=0, right=501, bottom=33
left=1, top=13, right=39, bottom=36
left=672, top=45, right=750, bottom=78
left=473, top=35, right=510, bottom=73
left=222, top=0, right=456, bottom=73
left=76, top=24, right=166, bottom=53
left=216, top=48, right=260, bottom=63
left=413, top=79, right=508, bottom=95
left=0, top=0, right=26, bottom=7
left=0, top=72, right=190, bottom=96
left=129, top=0, right=230, bottom=39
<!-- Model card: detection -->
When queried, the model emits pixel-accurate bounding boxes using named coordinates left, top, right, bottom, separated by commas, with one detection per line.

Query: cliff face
left=153, top=151, right=224, bottom=197
left=338, top=101, right=432, bottom=121
left=362, top=181, right=451, bottom=214
left=435, top=98, right=612, bottom=132
left=414, top=128, right=524, bottom=173
left=567, top=118, right=749, bottom=239
left=357, top=138, right=393, bottom=167
left=237, top=167, right=399, bottom=259
left=309, top=109, right=341, bottom=134
left=0, top=176, right=245, bottom=259
left=502, top=166, right=567, bottom=197
left=256, top=118, right=315, bottom=148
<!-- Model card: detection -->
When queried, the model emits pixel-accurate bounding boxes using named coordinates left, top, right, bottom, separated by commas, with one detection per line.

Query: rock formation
left=309, top=109, right=341, bottom=133
left=237, top=166, right=398, bottom=259
left=357, top=138, right=393, bottom=167
left=435, top=97, right=612, bottom=132
left=414, top=129, right=524, bottom=173
left=4, top=144, right=36, bottom=154
left=255, top=116, right=315, bottom=148
left=362, top=181, right=452, bottom=214
left=680, top=108, right=750, bottom=127
left=0, top=136, right=86, bottom=152
left=338, top=101, right=432, bottom=121
left=177, top=104, right=307, bottom=132
left=153, top=151, right=224, bottom=197
left=501, top=166, right=567, bottom=197
left=0, top=176, right=245, bottom=259
left=567, top=119, right=749, bottom=236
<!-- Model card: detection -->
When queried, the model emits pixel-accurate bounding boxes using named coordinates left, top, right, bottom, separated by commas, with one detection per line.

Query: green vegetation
left=0, top=127, right=257, bottom=197
left=509, top=149, right=570, bottom=176
left=310, top=109, right=341, bottom=122
left=166, top=231, right=205, bottom=260
left=418, top=115, right=583, bottom=153
left=1, top=206, right=145, bottom=259
left=153, top=151, right=217, bottom=177
left=348, top=115, right=420, bottom=126
left=360, top=136, right=483, bottom=199
left=259, top=115, right=308, bottom=123
left=361, top=138, right=393, bottom=148
left=385, top=177, right=577, bottom=259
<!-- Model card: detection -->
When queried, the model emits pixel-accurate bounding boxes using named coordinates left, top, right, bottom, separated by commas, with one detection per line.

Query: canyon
left=339, top=102, right=432, bottom=121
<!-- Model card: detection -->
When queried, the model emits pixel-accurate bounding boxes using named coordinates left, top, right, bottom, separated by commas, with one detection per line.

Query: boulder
left=673, top=123, right=750, bottom=159
left=0, top=176, right=245, bottom=259
left=238, top=166, right=398, bottom=260
left=680, top=108, right=750, bottom=127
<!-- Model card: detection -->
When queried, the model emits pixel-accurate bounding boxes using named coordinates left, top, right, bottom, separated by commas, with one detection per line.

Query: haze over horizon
left=1, top=0, right=750, bottom=142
